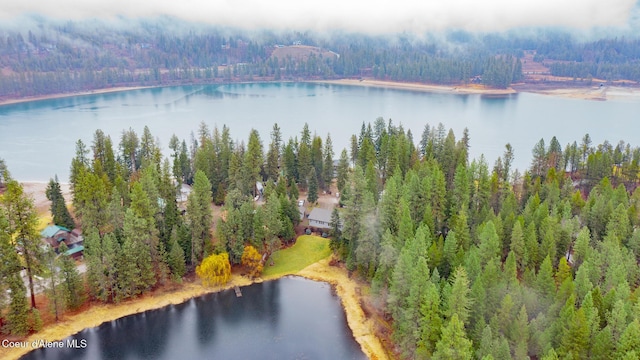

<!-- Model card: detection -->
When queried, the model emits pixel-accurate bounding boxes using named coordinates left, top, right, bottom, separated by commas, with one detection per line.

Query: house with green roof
left=41, top=225, right=84, bottom=258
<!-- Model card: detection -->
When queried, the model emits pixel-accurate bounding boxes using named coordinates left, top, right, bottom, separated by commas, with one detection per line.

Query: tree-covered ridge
left=5, top=20, right=640, bottom=97
left=2, top=117, right=640, bottom=360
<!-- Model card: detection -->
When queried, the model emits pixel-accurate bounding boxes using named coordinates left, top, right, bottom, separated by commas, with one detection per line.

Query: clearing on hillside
left=269, top=45, right=339, bottom=62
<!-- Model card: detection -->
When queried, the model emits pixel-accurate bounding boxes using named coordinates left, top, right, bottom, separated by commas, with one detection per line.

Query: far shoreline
left=2, top=79, right=640, bottom=107
left=0, top=86, right=157, bottom=107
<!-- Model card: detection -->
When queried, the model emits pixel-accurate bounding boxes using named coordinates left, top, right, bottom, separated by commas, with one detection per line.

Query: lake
left=20, top=276, right=366, bottom=360
left=1, top=82, right=639, bottom=182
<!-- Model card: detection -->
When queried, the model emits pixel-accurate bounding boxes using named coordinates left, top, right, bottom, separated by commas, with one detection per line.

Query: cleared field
left=269, top=45, right=338, bottom=61
left=262, top=235, right=331, bottom=278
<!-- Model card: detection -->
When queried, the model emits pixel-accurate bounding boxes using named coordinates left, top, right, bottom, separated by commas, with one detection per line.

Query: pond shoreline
left=1, top=257, right=389, bottom=360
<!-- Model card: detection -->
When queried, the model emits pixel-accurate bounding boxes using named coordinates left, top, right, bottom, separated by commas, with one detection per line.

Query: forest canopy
left=2, top=116, right=640, bottom=359
left=1, top=20, right=639, bottom=98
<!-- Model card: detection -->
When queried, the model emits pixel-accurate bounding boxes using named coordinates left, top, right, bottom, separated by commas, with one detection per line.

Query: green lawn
left=262, top=235, right=331, bottom=278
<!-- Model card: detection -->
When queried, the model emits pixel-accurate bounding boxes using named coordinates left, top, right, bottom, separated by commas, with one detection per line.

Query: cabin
left=308, top=208, right=334, bottom=229
left=41, top=225, right=71, bottom=247
left=41, top=225, right=85, bottom=258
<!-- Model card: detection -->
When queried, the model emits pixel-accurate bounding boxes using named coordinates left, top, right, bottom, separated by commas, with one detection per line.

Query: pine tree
left=57, top=243, right=85, bottom=310
left=5, top=274, right=29, bottom=335
left=447, top=267, right=472, bottom=325
left=168, top=228, right=186, bottom=279
left=266, top=123, right=282, bottom=182
left=46, top=176, right=75, bottom=229
left=536, top=255, right=556, bottom=298
left=322, top=133, right=334, bottom=191
left=187, top=170, right=213, bottom=265
left=307, top=170, right=318, bottom=204
left=559, top=306, right=589, bottom=359
left=43, top=247, right=64, bottom=322
left=417, top=281, right=442, bottom=358
left=510, top=221, right=527, bottom=273
left=432, top=313, right=473, bottom=360
left=616, top=319, right=640, bottom=358
left=336, top=149, right=350, bottom=194
left=243, top=129, right=264, bottom=196
left=1, top=179, right=43, bottom=309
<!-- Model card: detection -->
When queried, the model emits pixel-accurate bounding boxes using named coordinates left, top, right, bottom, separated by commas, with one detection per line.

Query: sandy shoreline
left=1, top=258, right=389, bottom=360
left=524, top=85, right=640, bottom=102
left=20, top=181, right=72, bottom=216
left=2, top=80, right=640, bottom=106
left=313, top=78, right=517, bottom=95
left=319, top=78, right=640, bottom=101
left=0, top=86, right=155, bottom=107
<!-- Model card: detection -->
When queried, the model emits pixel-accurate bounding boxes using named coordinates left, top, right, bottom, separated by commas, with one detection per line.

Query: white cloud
left=1, top=0, right=637, bottom=33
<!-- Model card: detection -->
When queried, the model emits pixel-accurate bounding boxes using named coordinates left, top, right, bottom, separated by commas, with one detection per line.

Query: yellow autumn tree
left=196, top=252, right=231, bottom=286
left=241, top=245, right=263, bottom=278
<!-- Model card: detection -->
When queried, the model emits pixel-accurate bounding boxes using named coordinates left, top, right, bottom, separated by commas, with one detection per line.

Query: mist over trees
left=1, top=19, right=639, bottom=97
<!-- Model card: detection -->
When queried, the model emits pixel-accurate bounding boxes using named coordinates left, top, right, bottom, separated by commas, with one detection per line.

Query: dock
left=234, top=286, right=242, bottom=297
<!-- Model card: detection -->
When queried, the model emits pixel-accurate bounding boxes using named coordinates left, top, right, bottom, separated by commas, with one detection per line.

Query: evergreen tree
left=322, top=133, right=334, bottom=191
left=307, top=170, right=318, bottom=204
left=266, top=123, right=282, bottom=182
left=46, top=176, right=75, bottom=229
left=187, top=170, right=213, bottom=265
left=56, top=243, right=85, bottom=310
left=168, top=228, right=186, bottom=279
left=417, top=281, right=442, bottom=358
left=43, top=247, right=63, bottom=322
left=447, top=266, right=472, bottom=325
left=432, top=313, right=473, bottom=360
left=5, top=274, right=29, bottom=335
left=336, top=149, right=350, bottom=194
left=243, top=129, right=264, bottom=196
left=1, top=179, right=43, bottom=309
left=616, top=319, right=640, bottom=358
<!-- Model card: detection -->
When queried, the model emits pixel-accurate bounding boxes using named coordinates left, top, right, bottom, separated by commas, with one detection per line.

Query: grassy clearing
left=37, top=214, right=52, bottom=231
left=262, top=235, right=331, bottom=278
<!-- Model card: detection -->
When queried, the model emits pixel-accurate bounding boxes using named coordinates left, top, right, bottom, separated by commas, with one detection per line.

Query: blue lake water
left=21, top=277, right=366, bottom=360
left=0, top=82, right=638, bottom=182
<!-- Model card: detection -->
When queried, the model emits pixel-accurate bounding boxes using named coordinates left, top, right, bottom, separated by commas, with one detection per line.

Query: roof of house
left=41, top=225, right=70, bottom=238
left=308, top=207, right=333, bottom=224
left=64, top=245, right=84, bottom=256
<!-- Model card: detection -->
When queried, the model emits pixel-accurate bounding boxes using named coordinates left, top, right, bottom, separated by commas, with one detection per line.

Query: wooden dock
left=234, top=286, right=242, bottom=297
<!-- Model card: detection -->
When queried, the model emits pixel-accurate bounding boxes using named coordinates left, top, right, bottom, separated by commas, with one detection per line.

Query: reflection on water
left=1, top=82, right=639, bottom=182
left=21, top=277, right=366, bottom=360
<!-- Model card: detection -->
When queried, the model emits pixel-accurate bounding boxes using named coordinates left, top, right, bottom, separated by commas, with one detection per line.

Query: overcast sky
left=1, top=0, right=638, bottom=33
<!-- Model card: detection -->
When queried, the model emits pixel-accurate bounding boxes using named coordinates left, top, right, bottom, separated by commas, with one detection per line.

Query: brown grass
left=1, top=254, right=390, bottom=360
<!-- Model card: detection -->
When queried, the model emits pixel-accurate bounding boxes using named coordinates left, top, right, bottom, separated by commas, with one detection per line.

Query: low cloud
left=1, top=0, right=637, bottom=33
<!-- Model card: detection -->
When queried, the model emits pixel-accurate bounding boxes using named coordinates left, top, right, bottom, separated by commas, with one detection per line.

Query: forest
left=2, top=19, right=640, bottom=97
left=2, top=116, right=640, bottom=359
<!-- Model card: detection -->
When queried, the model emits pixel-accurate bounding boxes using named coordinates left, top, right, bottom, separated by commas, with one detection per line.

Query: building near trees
left=41, top=225, right=84, bottom=257
left=308, top=207, right=336, bottom=229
